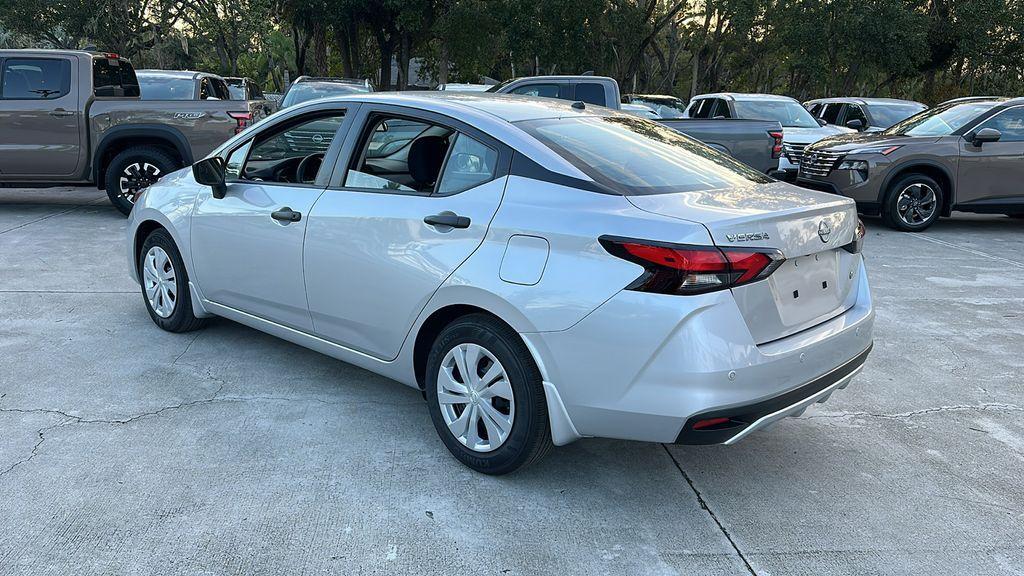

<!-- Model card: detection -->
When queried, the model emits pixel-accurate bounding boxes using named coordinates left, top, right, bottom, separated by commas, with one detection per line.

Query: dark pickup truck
left=486, top=75, right=782, bottom=173
left=0, top=50, right=264, bottom=214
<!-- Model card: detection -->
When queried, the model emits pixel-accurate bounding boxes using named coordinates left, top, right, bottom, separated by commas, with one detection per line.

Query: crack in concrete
left=0, top=419, right=72, bottom=479
left=803, top=402, right=1023, bottom=421
left=661, top=444, right=758, bottom=575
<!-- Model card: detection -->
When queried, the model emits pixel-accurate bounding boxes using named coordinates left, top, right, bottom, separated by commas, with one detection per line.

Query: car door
left=302, top=105, right=511, bottom=360
left=957, top=105, right=1024, bottom=205
left=190, top=106, right=354, bottom=331
left=0, top=56, right=82, bottom=177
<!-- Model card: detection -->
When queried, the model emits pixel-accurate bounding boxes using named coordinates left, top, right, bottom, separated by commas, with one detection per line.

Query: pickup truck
left=485, top=75, right=782, bottom=173
left=0, top=50, right=263, bottom=214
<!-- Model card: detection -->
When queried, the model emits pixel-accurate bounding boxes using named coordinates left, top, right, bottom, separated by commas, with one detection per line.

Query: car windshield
left=733, top=99, right=819, bottom=128
left=632, top=97, right=687, bottom=118
left=868, top=103, right=926, bottom=128
left=282, top=82, right=367, bottom=107
left=227, top=84, right=246, bottom=99
left=517, top=116, right=772, bottom=195
left=883, top=102, right=995, bottom=136
left=137, top=75, right=194, bottom=100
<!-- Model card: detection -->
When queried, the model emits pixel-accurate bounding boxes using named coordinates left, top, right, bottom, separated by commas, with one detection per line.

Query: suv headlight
left=837, top=159, right=869, bottom=183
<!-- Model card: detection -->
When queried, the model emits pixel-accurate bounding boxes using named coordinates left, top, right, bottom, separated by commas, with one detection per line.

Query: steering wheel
left=296, top=153, right=325, bottom=184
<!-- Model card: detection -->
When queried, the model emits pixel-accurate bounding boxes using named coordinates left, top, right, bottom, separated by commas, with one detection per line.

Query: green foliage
left=1, top=0, right=1022, bottom=102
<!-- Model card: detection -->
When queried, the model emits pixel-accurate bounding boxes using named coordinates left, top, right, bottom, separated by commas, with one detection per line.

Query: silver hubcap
left=896, top=183, right=937, bottom=226
left=119, top=162, right=161, bottom=202
left=143, top=246, right=177, bottom=318
left=437, top=343, right=515, bottom=453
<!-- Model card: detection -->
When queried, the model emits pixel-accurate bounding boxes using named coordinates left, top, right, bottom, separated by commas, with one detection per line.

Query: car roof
left=804, top=97, right=926, bottom=107
left=136, top=69, right=224, bottom=81
left=693, top=92, right=799, bottom=103
left=0, top=48, right=123, bottom=59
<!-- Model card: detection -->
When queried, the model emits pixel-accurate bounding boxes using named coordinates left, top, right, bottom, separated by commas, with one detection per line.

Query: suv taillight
left=769, top=130, right=784, bottom=159
left=227, top=111, right=252, bottom=134
left=600, top=236, right=785, bottom=295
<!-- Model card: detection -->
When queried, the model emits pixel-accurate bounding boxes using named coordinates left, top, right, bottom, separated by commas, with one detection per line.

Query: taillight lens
left=769, top=130, right=784, bottom=159
left=227, top=111, right=252, bottom=134
left=843, top=218, right=866, bottom=254
left=600, top=236, right=784, bottom=295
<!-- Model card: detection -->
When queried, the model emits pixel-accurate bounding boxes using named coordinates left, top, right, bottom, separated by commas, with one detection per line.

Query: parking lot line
left=910, top=232, right=1024, bottom=269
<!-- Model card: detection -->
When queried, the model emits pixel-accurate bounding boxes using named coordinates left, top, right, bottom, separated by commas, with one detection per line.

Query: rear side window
left=690, top=98, right=714, bottom=118
left=575, top=83, right=606, bottom=106
left=510, top=83, right=570, bottom=100
left=712, top=99, right=731, bottom=118
left=821, top=103, right=843, bottom=124
left=845, top=104, right=868, bottom=126
left=436, top=133, right=498, bottom=195
left=1, top=58, right=71, bottom=99
left=93, top=58, right=140, bottom=97
left=518, top=116, right=772, bottom=195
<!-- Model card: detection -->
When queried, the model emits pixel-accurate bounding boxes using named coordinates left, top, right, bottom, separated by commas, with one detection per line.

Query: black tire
left=138, top=228, right=207, bottom=333
left=105, top=146, right=179, bottom=216
left=881, top=173, right=943, bottom=232
left=424, top=314, right=553, bottom=475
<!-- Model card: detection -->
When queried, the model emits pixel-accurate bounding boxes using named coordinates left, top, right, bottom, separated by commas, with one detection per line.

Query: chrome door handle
left=271, top=208, right=302, bottom=222
left=49, top=109, right=74, bottom=117
left=424, top=213, right=470, bottom=229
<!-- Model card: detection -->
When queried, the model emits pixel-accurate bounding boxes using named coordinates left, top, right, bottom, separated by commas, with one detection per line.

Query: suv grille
left=799, top=150, right=845, bottom=178
left=782, top=142, right=807, bottom=164
left=283, top=130, right=334, bottom=154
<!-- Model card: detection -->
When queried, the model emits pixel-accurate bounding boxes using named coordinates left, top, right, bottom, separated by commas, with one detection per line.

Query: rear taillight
left=769, top=130, right=784, bottom=159
left=227, top=111, right=252, bottom=134
left=843, top=218, right=866, bottom=254
left=600, top=236, right=785, bottom=295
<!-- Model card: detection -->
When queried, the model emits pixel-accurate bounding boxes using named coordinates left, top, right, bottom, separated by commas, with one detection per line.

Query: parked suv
left=805, top=97, right=926, bottom=132
left=687, top=93, right=853, bottom=179
left=798, top=97, right=1024, bottom=231
left=280, top=76, right=373, bottom=109
left=0, top=50, right=265, bottom=214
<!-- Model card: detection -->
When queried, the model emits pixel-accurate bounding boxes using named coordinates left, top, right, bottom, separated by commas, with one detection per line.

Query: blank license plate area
left=771, top=250, right=845, bottom=326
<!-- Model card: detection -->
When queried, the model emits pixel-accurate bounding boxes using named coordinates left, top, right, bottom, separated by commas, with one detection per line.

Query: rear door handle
left=49, top=109, right=74, bottom=117
left=424, top=213, right=470, bottom=229
left=271, top=207, right=302, bottom=223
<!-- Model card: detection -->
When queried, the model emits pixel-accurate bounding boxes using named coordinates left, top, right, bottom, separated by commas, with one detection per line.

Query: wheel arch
left=880, top=161, right=955, bottom=217
left=94, top=125, right=193, bottom=189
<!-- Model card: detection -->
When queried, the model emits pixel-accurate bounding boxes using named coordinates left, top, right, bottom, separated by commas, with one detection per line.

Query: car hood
left=626, top=180, right=857, bottom=258
left=806, top=131, right=941, bottom=152
left=781, top=124, right=853, bottom=144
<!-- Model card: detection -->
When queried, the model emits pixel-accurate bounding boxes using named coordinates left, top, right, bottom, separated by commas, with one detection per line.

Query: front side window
left=886, top=102, right=995, bottom=137
left=517, top=116, right=772, bottom=196
left=845, top=104, right=868, bottom=125
left=229, top=112, right=345, bottom=184
left=575, top=83, right=606, bottom=106
left=974, top=107, right=1024, bottom=142
left=712, top=99, right=731, bottom=118
left=868, top=103, right=925, bottom=128
left=821, top=103, right=843, bottom=124
left=1, top=58, right=71, bottom=99
left=690, top=99, right=712, bottom=119
left=733, top=99, right=819, bottom=128
left=138, top=74, right=194, bottom=100
left=346, top=115, right=453, bottom=193
left=436, top=133, right=498, bottom=195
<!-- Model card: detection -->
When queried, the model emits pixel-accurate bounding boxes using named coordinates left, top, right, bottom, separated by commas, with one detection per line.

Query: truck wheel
left=105, top=147, right=178, bottom=216
left=882, top=173, right=942, bottom=232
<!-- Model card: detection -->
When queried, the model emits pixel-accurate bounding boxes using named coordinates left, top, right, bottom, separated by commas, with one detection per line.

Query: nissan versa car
left=799, top=97, right=1024, bottom=231
left=126, top=93, right=874, bottom=474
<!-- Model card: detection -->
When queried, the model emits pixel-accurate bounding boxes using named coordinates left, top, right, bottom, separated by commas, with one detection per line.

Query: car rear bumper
left=522, top=258, right=874, bottom=445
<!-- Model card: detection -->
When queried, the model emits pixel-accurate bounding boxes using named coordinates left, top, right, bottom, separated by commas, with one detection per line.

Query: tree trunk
left=312, top=21, right=328, bottom=76
left=439, top=40, right=448, bottom=85
left=335, top=26, right=353, bottom=78
left=398, top=33, right=411, bottom=89
left=376, top=30, right=394, bottom=90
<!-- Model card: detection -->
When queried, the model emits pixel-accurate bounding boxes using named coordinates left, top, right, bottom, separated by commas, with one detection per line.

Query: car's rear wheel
left=424, top=314, right=552, bottom=475
left=106, top=147, right=178, bottom=216
left=882, top=173, right=942, bottom=232
left=139, top=228, right=207, bottom=333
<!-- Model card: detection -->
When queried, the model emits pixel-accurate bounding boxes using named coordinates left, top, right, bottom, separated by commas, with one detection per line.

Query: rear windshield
left=884, top=102, right=994, bottom=136
left=733, top=99, right=819, bottom=128
left=227, top=84, right=246, bottom=99
left=517, top=116, right=772, bottom=195
left=92, top=58, right=140, bottom=97
left=137, top=74, right=194, bottom=100
left=868, top=103, right=925, bottom=127
left=281, top=82, right=367, bottom=107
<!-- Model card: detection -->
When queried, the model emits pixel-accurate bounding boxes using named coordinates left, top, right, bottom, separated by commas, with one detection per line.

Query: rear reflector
left=692, top=417, right=733, bottom=430
left=600, top=236, right=784, bottom=295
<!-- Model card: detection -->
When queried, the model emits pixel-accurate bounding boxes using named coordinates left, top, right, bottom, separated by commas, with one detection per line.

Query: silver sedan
left=127, top=93, right=874, bottom=474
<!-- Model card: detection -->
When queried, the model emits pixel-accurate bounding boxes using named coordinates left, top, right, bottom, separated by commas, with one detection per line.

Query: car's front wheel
left=882, top=173, right=942, bottom=232
left=138, top=228, right=207, bottom=333
left=106, top=147, right=178, bottom=216
left=424, top=314, right=553, bottom=474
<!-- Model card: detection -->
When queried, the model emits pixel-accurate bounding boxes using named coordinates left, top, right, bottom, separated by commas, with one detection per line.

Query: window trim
left=0, top=56, right=73, bottom=101
left=326, top=103, right=512, bottom=197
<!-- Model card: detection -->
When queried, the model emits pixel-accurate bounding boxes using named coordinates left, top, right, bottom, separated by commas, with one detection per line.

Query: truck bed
left=657, top=118, right=782, bottom=174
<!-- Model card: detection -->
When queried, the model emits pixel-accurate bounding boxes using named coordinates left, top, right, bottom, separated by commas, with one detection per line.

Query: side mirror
left=816, top=117, right=828, bottom=127
left=845, top=118, right=865, bottom=131
left=970, top=127, right=1001, bottom=146
left=193, top=157, right=227, bottom=199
